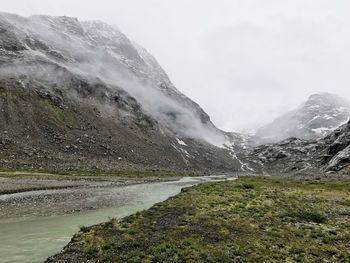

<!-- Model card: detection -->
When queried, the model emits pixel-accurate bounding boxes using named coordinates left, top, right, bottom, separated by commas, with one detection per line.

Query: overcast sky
left=2, top=0, right=350, bottom=132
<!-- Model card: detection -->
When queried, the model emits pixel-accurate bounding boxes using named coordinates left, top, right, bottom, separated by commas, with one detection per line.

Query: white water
left=0, top=175, right=233, bottom=263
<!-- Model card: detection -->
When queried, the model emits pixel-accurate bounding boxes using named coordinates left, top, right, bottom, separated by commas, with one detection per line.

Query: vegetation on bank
left=55, top=169, right=197, bottom=178
left=0, top=168, right=196, bottom=179
left=48, top=177, right=350, bottom=262
left=37, top=98, right=65, bottom=122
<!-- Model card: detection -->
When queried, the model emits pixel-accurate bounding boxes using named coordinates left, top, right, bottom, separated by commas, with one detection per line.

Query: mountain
left=256, top=93, right=350, bottom=143
left=250, top=120, right=350, bottom=174
left=5, top=12, right=348, bottom=176
left=0, top=12, right=250, bottom=172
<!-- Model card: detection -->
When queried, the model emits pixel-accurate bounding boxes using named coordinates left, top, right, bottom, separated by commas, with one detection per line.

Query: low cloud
left=2, top=0, right=350, bottom=132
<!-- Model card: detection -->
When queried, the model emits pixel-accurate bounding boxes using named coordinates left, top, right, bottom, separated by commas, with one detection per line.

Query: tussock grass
left=48, top=177, right=350, bottom=263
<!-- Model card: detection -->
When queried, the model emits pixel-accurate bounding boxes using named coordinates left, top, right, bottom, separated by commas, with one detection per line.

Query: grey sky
left=2, top=0, right=350, bottom=132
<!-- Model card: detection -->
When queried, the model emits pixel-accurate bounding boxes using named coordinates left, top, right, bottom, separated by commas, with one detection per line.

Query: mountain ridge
left=2, top=12, right=350, bottom=175
left=250, top=120, right=350, bottom=174
left=256, top=92, right=350, bottom=143
left=0, top=12, right=250, bottom=172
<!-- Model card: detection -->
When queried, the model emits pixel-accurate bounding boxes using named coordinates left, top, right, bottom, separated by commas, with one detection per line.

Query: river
left=0, top=175, right=234, bottom=263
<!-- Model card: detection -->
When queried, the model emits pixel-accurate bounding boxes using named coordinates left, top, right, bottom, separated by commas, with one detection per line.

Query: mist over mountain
left=256, top=93, right=350, bottom=143
left=2, top=12, right=350, bottom=175
left=0, top=12, right=224, bottom=143
left=0, top=12, right=255, bottom=172
left=2, top=5, right=350, bottom=263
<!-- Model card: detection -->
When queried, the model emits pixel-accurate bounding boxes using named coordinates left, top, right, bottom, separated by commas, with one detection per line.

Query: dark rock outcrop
left=250, top=121, right=350, bottom=174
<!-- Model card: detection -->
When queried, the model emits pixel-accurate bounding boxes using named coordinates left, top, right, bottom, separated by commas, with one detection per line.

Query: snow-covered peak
left=0, top=12, right=230, bottom=148
left=82, top=20, right=128, bottom=45
left=0, top=13, right=175, bottom=92
left=305, top=92, right=350, bottom=109
left=256, top=93, right=350, bottom=143
left=30, top=15, right=85, bottom=36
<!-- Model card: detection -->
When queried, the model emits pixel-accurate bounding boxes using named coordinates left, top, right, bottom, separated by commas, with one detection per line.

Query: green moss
left=0, top=168, right=194, bottom=179
left=284, top=209, right=328, bottom=223
left=51, top=177, right=350, bottom=262
left=38, top=98, right=64, bottom=121
left=58, top=169, right=195, bottom=178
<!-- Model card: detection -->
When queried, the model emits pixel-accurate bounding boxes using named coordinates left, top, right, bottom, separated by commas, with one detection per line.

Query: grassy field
left=48, top=177, right=350, bottom=263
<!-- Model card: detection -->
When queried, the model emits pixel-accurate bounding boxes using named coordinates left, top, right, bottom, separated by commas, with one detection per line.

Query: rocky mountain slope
left=256, top=93, right=350, bottom=143
left=0, top=12, right=250, bottom=172
left=3, top=12, right=349, bottom=175
left=250, top=121, right=350, bottom=174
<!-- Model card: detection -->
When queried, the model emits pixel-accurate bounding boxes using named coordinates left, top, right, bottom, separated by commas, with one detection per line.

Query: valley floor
left=47, top=176, right=350, bottom=263
left=0, top=170, right=185, bottom=219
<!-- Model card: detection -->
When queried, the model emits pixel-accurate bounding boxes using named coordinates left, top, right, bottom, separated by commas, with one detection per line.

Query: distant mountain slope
left=250, top=121, right=350, bottom=174
left=0, top=12, right=247, bottom=172
left=256, top=93, right=350, bottom=143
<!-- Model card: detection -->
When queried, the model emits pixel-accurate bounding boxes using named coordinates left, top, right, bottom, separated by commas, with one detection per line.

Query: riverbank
left=48, top=176, right=350, bottom=262
left=0, top=170, right=187, bottom=219
left=2, top=175, right=233, bottom=263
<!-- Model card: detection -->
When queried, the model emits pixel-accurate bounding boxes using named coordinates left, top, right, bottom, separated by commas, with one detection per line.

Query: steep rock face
left=251, top=121, right=350, bottom=174
left=0, top=13, right=220, bottom=141
left=0, top=74, right=241, bottom=172
left=256, top=93, right=350, bottom=143
left=322, top=122, right=350, bottom=171
left=0, top=12, right=243, bottom=172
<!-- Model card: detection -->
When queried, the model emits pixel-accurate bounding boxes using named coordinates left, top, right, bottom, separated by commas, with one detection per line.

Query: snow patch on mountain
left=176, top=137, right=187, bottom=146
left=256, top=93, right=350, bottom=143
